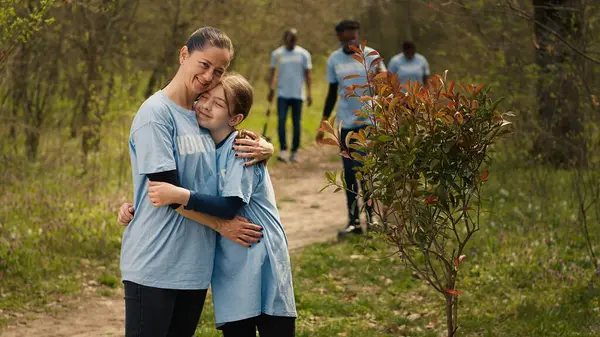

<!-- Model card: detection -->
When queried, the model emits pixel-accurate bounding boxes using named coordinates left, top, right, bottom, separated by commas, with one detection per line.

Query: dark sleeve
left=185, top=193, right=246, bottom=220
left=322, top=82, right=338, bottom=120
left=147, top=170, right=181, bottom=209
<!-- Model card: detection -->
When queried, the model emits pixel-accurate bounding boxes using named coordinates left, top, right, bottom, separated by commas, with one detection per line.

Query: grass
left=192, top=230, right=599, bottom=336
left=97, top=273, right=119, bottom=289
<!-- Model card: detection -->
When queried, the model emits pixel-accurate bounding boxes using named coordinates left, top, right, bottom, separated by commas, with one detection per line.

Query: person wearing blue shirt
left=117, top=28, right=273, bottom=337
left=387, top=41, right=430, bottom=88
left=267, top=28, right=313, bottom=163
left=142, top=73, right=296, bottom=337
left=315, top=20, right=386, bottom=238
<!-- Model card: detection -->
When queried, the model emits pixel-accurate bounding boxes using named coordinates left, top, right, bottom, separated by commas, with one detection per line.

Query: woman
left=120, top=27, right=273, bottom=337
left=124, top=73, right=296, bottom=336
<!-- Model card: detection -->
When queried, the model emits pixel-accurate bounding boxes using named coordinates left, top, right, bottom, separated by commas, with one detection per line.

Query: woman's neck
left=162, top=75, right=196, bottom=110
left=210, top=126, right=235, bottom=146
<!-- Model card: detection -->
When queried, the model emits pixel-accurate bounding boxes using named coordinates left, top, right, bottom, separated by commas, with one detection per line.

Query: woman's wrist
left=260, top=137, right=274, bottom=158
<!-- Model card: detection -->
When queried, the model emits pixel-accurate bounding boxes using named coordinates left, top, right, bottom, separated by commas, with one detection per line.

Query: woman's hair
left=186, top=27, right=234, bottom=57
left=221, top=72, right=253, bottom=121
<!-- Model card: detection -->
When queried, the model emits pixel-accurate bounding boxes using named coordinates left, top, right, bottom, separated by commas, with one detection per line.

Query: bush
left=319, top=42, right=513, bottom=336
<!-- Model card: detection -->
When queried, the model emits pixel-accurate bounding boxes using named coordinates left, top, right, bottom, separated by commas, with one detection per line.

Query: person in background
left=267, top=28, right=313, bottom=163
left=387, top=41, right=430, bottom=88
left=316, top=20, right=385, bottom=238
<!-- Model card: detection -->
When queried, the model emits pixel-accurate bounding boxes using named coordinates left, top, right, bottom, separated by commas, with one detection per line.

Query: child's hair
left=221, top=72, right=253, bottom=122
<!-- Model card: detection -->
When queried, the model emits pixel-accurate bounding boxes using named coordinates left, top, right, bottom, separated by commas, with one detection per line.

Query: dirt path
left=0, top=145, right=348, bottom=337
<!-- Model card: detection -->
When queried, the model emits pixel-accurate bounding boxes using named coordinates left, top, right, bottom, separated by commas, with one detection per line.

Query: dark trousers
left=340, top=126, right=373, bottom=224
left=277, top=97, right=303, bottom=152
left=124, top=281, right=207, bottom=337
left=220, top=314, right=296, bottom=337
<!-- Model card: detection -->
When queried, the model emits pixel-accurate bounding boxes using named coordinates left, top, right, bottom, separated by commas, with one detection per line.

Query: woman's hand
left=216, top=216, right=263, bottom=247
left=234, top=129, right=274, bottom=166
left=118, top=202, right=135, bottom=225
left=148, top=181, right=190, bottom=207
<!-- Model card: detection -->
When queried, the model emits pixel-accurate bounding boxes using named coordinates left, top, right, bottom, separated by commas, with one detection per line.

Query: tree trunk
left=532, top=0, right=584, bottom=167
left=404, top=0, right=413, bottom=42
left=446, top=295, right=455, bottom=337
left=25, top=130, right=39, bottom=161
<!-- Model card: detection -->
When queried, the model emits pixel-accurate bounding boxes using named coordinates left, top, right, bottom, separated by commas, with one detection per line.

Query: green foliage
left=319, top=43, right=513, bottom=336
left=97, top=273, right=118, bottom=289
left=0, top=138, right=124, bottom=314
left=0, top=0, right=55, bottom=68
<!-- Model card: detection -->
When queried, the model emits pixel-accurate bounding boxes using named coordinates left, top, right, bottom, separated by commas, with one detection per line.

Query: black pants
left=220, top=314, right=296, bottom=337
left=277, top=97, right=303, bottom=152
left=340, top=126, right=373, bottom=224
left=124, top=281, right=207, bottom=337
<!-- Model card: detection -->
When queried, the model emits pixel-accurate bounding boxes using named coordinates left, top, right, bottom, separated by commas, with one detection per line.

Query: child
left=145, top=73, right=297, bottom=337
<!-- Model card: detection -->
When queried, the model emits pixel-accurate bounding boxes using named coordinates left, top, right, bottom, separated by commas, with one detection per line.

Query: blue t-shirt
left=211, top=131, right=296, bottom=326
left=120, top=90, right=218, bottom=290
left=271, top=45, right=312, bottom=100
left=387, top=52, right=430, bottom=86
left=326, top=46, right=386, bottom=130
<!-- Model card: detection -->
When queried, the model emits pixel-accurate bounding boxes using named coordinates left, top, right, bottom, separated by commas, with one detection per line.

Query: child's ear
left=229, top=113, right=244, bottom=126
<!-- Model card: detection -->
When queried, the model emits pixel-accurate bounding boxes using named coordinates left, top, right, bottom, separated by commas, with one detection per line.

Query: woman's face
left=195, top=85, right=239, bottom=131
left=180, top=45, right=231, bottom=95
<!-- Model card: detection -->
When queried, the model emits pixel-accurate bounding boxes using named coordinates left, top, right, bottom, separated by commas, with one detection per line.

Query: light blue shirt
left=387, top=52, right=430, bottom=86
left=211, top=132, right=296, bottom=326
left=271, top=45, right=312, bottom=100
left=120, top=90, right=218, bottom=290
left=326, top=46, right=386, bottom=130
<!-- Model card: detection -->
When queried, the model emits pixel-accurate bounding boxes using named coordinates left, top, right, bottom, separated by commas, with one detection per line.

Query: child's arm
left=147, top=181, right=245, bottom=219
left=147, top=181, right=261, bottom=246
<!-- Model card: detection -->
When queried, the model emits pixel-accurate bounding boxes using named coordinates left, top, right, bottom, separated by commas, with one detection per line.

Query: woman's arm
left=175, top=207, right=261, bottom=247
left=116, top=201, right=262, bottom=247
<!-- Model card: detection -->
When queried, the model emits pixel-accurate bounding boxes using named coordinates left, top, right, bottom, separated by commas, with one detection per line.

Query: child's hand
left=148, top=181, right=189, bottom=207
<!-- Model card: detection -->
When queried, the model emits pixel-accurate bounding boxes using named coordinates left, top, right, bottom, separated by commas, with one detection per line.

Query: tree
left=0, top=0, right=54, bottom=69
left=529, top=0, right=585, bottom=166
left=63, top=0, right=139, bottom=155
left=319, top=44, right=513, bottom=336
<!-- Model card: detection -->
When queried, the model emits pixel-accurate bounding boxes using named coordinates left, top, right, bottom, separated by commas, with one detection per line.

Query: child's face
left=194, top=85, right=233, bottom=131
